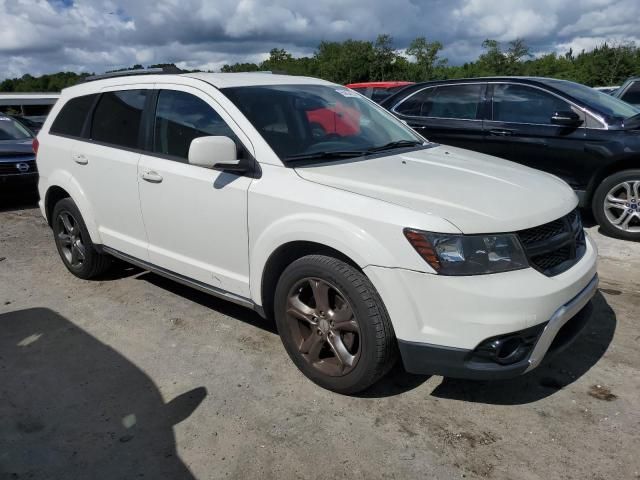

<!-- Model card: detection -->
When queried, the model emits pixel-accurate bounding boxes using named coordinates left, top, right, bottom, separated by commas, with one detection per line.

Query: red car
left=306, top=101, right=361, bottom=137
left=346, top=81, right=414, bottom=103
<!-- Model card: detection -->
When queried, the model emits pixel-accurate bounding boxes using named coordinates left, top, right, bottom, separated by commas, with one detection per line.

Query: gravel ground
left=1, top=191, right=639, bottom=480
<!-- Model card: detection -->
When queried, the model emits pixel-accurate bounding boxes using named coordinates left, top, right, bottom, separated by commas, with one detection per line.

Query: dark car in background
left=381, top=77, right=640, bottom=240
left=613, top=77, right=640, bottom=106
left=11, top=114, right=45, bottom=133
left=346, top=81, right=414, bottom=103
left=0, top=115, right=38, bottom=190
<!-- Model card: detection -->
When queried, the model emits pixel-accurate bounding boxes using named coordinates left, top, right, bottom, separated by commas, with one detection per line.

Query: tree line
left=2, top=36, right=639, bottom=92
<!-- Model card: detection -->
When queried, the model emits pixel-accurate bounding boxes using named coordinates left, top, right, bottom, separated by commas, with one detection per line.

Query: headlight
left=403, top=228, right=529, bottom=275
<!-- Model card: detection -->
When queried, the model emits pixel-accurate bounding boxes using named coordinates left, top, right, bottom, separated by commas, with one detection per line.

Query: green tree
left=3, top=38, right=639, bottom=92
left=221, top=62, right=260, bottom=73
left=405, top=37, right=446, bottom=81
left=315, top=40, right=374, bottom=83
left=372, top=34, right=396, bottom=81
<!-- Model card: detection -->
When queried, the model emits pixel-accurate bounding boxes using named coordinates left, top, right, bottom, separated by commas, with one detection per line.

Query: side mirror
left=188, top=136, right=246, bottom=172
left=550, top=111, right=583, bottom=127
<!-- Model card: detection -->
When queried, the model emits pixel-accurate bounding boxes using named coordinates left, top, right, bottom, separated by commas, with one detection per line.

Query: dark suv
left=381, top=77, right=640, bottom=241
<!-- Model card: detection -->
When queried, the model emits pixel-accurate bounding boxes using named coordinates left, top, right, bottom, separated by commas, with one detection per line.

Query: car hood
left=294, top=145, right=577, bottom=233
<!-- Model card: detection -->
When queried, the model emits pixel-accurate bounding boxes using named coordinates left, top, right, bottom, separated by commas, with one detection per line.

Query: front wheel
left=592, top=169, right=640, bottom=241
left=274, top=255, right=396, bottom=394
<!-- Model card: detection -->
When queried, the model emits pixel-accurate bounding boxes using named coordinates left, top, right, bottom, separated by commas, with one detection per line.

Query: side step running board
left=102, top=246, right=265, bottom=316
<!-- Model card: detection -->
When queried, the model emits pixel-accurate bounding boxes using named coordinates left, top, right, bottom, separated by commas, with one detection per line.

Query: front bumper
left=397, top=274, right=597, bottom=379
left=0, top=172, right=38, bottom=186
left=364, top=232, right=599, bottom=379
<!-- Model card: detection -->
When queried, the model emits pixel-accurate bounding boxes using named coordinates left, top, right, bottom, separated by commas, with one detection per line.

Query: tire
left=51, top=198, right=111, bottom=279
left=592, top=169, right=640, bottom=241
left=274, top=254, right=397, bottom=394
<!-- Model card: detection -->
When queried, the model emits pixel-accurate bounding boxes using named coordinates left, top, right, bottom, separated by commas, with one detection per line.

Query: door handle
left=141, top=171, right=163, bottom=183
left=409, top=124, right=428, bottom=130
left=72, top=154, right=88, bottom=165
left=488, top=129, right=513, bottom=137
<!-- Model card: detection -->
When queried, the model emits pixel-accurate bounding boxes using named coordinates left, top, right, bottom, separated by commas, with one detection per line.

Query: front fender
left=250, top=212, right=411, bottom=305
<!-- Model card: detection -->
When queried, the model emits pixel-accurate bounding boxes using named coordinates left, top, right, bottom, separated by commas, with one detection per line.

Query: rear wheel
left=52, top=198, right=111, bottom=279
left=592, top=169, right=640, bottom=241
left=274, top=255, right=396, bottom=394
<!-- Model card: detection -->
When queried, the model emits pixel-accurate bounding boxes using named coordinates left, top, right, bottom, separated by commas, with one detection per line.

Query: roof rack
left=82, top=66, right=184, bottom=83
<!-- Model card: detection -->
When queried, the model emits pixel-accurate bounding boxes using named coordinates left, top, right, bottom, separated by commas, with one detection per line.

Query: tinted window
left=50, top=94, right=97, bottom=137
left=350, top=87, right=368, bottom=96
left=621, top=82, right=640, bottom=105
left=493, top=84, right=570, bottom=124
left=371, top=88, right=395, bottom=103
left=153, top=90, right=237, bottom=161
left=427, top=84, right=483, bottom=119
left=91, top=90, right=147, bottom=149
left=0, top=115, right=33, bottom=140
left=395, top=84, right=482, bottom=119
left=394, top=87, right=437, bottom=116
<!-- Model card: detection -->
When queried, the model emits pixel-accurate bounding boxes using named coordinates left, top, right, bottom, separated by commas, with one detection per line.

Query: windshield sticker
left=335, top=89, right=360, bottom=98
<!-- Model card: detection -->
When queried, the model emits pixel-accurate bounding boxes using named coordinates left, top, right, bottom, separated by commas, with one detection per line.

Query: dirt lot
left=1, top=192, right=639, bottom=480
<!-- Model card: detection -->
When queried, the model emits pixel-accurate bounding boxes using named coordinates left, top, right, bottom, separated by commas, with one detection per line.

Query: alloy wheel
left=603, top=180, right=640, bottom=233
left=56, top=211, right=86, bottom=268
left=286, top=277, right=361, bottom=377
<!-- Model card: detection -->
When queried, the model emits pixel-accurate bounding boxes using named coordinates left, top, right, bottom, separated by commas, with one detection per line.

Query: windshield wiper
left=284, top=150, right=367, bottom=163
left=365, top=140, right=425, bottom=154
left=284, top=140, right=425, bottom=164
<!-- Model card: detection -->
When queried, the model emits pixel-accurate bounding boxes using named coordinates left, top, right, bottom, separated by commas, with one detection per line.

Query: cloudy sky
left=1, top=0, right=639, bottom=80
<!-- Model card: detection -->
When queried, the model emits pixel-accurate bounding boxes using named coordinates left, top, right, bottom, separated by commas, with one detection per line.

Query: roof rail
left=82, top=66, right=184, bottom=83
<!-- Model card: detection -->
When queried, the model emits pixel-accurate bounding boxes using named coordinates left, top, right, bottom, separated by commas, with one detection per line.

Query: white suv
left=35, top=71, right=599, bottom=393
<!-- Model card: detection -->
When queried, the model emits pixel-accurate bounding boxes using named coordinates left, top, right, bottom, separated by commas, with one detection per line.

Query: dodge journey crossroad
left=35, top=71, right=599, bottom=393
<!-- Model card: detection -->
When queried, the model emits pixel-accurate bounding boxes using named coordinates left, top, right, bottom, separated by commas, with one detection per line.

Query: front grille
left=517, top=209, right=586, bottom=276
left=0, top=159, right=38, bottom=175
left=518, top=218, right=565, bottom=245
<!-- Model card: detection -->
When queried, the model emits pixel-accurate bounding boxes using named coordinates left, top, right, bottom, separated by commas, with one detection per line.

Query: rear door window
left=50, top=94, right=98, bottom=137
left=395, top=84, right=483, bottom=119
left=426, top=84, right=484, bottom=119
left=492, top=84, right=570, bottom=124
left=90, top=90, right=147, bottom=149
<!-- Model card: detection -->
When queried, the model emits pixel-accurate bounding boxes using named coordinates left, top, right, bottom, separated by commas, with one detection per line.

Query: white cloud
left=0, top=0, right=638, bottom=80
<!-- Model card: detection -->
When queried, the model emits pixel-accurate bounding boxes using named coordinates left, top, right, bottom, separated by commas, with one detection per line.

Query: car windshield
left=0, top=115, right=33, bottom=141
left=221, top=84, right=423, bottom=162
left=371, top=86, right=406, bottom=103
left=542, top=79, right=640, bottom=122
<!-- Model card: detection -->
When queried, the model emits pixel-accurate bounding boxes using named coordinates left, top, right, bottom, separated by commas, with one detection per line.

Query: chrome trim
left=391, top=80, right=608, bottom=129
left=525, top=274, right=599, bottom=372
left=102, top=246, right=257, bottom=310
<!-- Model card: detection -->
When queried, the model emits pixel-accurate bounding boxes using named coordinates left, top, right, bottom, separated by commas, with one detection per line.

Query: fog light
left=494, top=337, right=525, bottom=363
left=471, top=326, right=543, bottom=366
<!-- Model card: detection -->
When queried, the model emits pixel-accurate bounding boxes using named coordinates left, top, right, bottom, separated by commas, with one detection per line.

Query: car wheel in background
left=593, top=170, right=640, bottom=240
left=593, top=169, right=640, bottom=241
